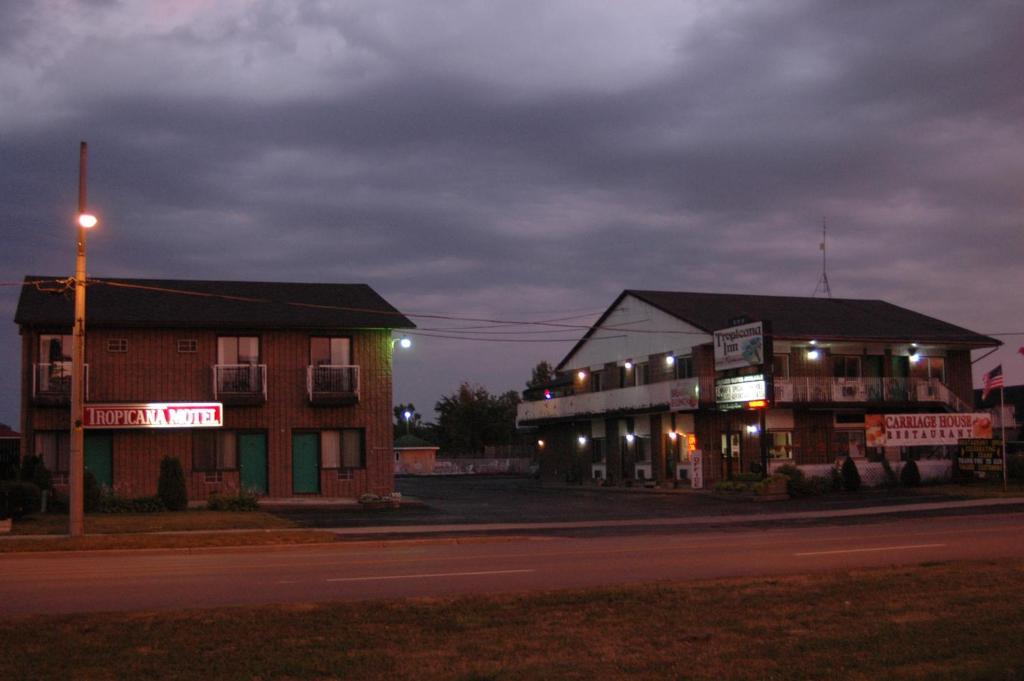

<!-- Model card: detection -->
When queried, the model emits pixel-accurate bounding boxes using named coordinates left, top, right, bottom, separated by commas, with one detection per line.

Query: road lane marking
left=326, top=569, right=534, bottom=583
left=795, top=543, right=946, bottom=557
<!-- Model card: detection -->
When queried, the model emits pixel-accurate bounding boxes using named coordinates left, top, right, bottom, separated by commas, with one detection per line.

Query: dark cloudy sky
left=3, top=0, right=1023, bottom=427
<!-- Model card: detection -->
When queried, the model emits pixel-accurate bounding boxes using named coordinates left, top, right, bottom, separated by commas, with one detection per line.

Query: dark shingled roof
left=628, top=290, right=998, bottom=345
left=558, top=289, right=998, bottom=370
left=15, top=276, right=415, bottom=330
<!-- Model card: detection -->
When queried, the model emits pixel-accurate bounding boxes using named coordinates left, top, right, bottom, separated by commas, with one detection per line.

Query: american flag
left=982, top=364, right=1004, bottom=401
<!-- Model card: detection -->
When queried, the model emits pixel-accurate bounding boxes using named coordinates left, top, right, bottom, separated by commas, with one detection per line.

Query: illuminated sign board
left=865, top=413, right=992, bottom=447
left=713, top=321, right=765, bottom=371
left=83, top=403, right=224, bottom=429
left=715, top=374, right=768, bottom=409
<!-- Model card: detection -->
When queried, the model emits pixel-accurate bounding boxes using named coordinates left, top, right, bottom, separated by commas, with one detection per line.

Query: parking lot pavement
left=269, top=475, right=973, bottom=529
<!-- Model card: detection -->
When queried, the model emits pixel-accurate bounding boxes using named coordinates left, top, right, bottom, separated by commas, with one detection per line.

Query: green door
left=292, top=432, right=320, bottom=494
left=84, top=432, right=113, bottom=488
left=239, top=433, right=268, bottom=495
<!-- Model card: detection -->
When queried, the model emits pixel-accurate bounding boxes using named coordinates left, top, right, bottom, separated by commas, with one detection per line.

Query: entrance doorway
left=292, top=432, right=320, bottom=494
left=721, top=432, right=740, bottom=480
left=239, top=432, right=268, bottom=495
left=84, top=432, right=113, bottom=488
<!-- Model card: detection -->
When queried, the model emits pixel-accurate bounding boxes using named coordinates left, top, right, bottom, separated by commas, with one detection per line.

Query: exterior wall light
left=577, top=435, right=588, bottom=446
left=809, top=339, right=817, bottom=346
left=392, top=337, right=412, bottom=349
left=909, top=352, right=920, bottom=363
left=625, top=433, right=635, bottom=444
left=807, top=349, right=820, bottom=360
left=537, top=439, right=545, bottom=448
left=665, top=355, right=675, bottom=366
left=746, top=425, right=760, bottom=435
left=667, top=431, right=678, bottom=441
left=624, top=361, right=633, bottom=370
left=577, top=370, right=587, bottom=381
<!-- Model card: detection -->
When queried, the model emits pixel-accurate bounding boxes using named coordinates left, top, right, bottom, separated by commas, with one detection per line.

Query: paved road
left=3, top=511, right=1023, bottom=616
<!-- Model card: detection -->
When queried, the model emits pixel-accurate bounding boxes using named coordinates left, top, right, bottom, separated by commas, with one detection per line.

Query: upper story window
left=772, top=354, right=790, bottom=379
left=106, top=338, right=128, bottom=353
left=833, top=355, right=861, bottom=379
left=177, top=339, right=198, bottom=353
left=310, top=337, right=351, bottom=366
left=911, top=356, right=945, bottom=382
left=218, top=336, right=259, bottom=365
left=634, top=362, right=649, bottom=386
left=39, top=334, right=72, bottom=365
left=590, top=370, right=604, bottom=392
left=674, top=356, right=694, bottom=379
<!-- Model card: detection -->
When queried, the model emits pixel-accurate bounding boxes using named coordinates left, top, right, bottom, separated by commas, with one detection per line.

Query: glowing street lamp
left=403, top=409, right=413, bottom=435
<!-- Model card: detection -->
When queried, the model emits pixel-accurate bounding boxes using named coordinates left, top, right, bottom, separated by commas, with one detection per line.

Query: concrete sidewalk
left=323, top=497, right=1024, bottom=537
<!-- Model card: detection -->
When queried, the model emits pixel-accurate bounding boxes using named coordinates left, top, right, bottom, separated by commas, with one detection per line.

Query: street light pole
left=69, top=141, right=93, bottom=537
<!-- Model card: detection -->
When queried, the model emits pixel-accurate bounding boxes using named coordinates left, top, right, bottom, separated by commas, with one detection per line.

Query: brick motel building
left=517, top=290, right=999, bottom=487
left=16, top=276, right=414, bottom=500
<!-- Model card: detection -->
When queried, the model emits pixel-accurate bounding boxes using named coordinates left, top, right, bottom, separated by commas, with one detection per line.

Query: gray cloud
left=2, top=0, right=1024, bottom=425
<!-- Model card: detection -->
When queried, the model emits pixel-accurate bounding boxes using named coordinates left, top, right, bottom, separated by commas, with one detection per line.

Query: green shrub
left=880, top=458, right=898, bottom=487
left=841, top=456, right=861, bottom=492
left=83, top=469, right=103, bottom=513
left=714, top=480, right=753, bottom=494
left=900, top=459, right=922, bottom=487
left=19, top=454, right=53, bottom=492
left=98, top=495, right=166, bottom=513
left=1, top=481, right=42, bottom=519
left=774, top=464, right=826, bottom=497
left=752, top=474, right=788, bottom=495
left=206, top=491, right=260, bottom=512
left=1008, top=455, right=1024, bottom=481
left=157, top=456, right=189, bottom=511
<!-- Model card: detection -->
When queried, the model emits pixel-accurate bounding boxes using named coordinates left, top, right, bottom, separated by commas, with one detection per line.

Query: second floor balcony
left=773, top=376, right=968, bottom=412
left=307, top=365, right=359, bottom=406
left=517, top=378, right=699, bottom=425
left=213, top=364, right=267, bottom=406
left=32, top=363, right=88, bottom=406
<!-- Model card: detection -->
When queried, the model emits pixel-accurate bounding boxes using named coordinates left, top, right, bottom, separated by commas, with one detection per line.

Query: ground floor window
left=193, top=431, right=238, bottom=481
left=769, top=431, right=793, bottom=459
left=34, top=431, right=70, bottom=483
left=321, top=429, right=365, bottom=479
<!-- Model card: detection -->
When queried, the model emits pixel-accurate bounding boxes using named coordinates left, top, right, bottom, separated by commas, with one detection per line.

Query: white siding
left=563, top=295, right=711, bottom=371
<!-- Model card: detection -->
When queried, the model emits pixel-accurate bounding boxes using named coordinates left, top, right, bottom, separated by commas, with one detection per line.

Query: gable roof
left=558, top=289, right=999, bottom=370
left=15, top=276, right=415, bottom=330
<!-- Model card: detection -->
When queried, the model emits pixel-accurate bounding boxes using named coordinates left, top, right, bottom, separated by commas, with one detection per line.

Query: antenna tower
left=813, top=217, right=832, bottom=298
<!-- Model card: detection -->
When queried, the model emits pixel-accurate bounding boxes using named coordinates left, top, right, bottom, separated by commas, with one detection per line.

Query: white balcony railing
left=32, top=363, right=89, bottom=402
left=773, top=377, right=967, bottom=411
left=516, top=378, right=699, bottom=425
left=306, top=365, right=359, bottom=403
left=213, top=364, right=267, bottom=401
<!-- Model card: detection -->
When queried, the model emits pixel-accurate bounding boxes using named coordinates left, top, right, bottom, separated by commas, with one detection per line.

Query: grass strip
left=8, top=510, right=295, bottom=536
left=3, top=560, right=1024, bottom=680
left=0, top=529, right=338, bottom=553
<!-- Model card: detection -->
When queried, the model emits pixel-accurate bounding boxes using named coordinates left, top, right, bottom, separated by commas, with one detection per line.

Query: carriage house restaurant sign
left=865, top=413, right=992, bottom=447
left=83, top=403, right=224, bottom=429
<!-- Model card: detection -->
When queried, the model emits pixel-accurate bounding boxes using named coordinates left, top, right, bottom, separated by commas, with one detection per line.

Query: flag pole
left=1001, top=384, right=1008, bottom=492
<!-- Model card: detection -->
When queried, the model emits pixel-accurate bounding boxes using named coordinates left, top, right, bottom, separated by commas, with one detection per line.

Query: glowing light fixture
left=809, top=339, right=818, bottom=346
left=665, top=355, right=675, bottom=366
left=403, top=410, right=412, bottom=421
left=667, top=431, right=678, bottom=441
left=625, top=433, right=635, bottom=444
left=909, top=352, right=920, bottom=363
left=577, top=370, right=586, bottom=380
left=543, top=389, right=552, bottom=400
left=577, top=435, right=588, bottom=446
left=746, top=424, right=760, bottom=435
left=807, top=349, right=820, bottom=360
left=78, top=213, right=97, bottom=229
left=624, top=361, right=633, bottom=370
left=537, top=439, right=545, bottom=447
left=747, top=400, right=768, bottom=409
